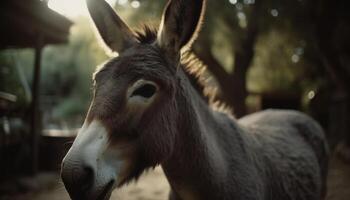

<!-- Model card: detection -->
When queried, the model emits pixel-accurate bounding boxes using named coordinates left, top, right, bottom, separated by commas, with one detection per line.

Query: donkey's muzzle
left=60, top=120, right=118, bottom=200
left=61, top=159, right=94, bottom=199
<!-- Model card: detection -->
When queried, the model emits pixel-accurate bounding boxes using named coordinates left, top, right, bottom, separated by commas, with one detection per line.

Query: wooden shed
left=0, top=0, right=73, bottom=174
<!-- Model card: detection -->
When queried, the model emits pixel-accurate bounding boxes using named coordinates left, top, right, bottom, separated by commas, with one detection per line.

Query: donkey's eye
left=131, top=84, right=157, bottom=98
left=128, top=80, right=159, bottom=101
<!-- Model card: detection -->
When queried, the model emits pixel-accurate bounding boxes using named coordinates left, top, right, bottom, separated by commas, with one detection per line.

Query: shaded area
left=0, top=0, right=72, bottom=176
left=1, top=154, right=350, bottom=200
left=326, top=153, right=350, bottom=200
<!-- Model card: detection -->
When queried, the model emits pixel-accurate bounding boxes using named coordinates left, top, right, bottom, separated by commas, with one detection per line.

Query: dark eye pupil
left=131, top=84, right=156, bottom=98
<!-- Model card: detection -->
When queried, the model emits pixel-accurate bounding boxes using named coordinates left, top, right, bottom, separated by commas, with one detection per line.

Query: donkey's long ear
left=86, top=0, right=137, bottom=53
left=157, top=0, right=205, bottom=59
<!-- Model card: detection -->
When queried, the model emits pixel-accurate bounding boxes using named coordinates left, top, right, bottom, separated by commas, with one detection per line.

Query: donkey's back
left=238, top=109, right=329, bottom=200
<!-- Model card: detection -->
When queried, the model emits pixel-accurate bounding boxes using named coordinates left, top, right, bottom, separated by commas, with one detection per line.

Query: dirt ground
left=325, top=152, right=350, bottom=200
left=0, top=167, right=170, bottom=200
left=1, top=153, right=350, bottom=200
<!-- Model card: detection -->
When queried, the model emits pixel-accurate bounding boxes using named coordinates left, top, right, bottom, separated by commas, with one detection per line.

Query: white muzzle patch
left=64, top=120, right=126, bottom=192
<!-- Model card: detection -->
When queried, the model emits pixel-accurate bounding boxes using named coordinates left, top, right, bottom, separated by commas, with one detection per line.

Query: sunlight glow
left=291, top=54, right=300, bottom=63
left=270, top=9, right=279, bottom=17
left=237, top=11, right=247, bottom=28
left=48, top=0, right=117, bottom=19
left=229, top=0, right=237, bottom=5
left=308, top=91, right=315, bottom=100
left=130, top=0, right=140, bottom=8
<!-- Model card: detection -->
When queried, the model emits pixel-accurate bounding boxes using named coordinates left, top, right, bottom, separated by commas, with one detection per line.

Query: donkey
left=61, top=0, right=329, bottom=199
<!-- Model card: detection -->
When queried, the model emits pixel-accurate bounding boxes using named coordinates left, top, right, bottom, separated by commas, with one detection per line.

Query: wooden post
left=30, top=35, right=44, bottom=174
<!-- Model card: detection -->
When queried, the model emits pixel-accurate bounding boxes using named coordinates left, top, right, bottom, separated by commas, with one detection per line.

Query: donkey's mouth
left=97, top=180, right=115, bottom=200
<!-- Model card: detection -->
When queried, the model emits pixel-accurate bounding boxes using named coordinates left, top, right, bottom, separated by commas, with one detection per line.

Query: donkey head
left=61, top=0, right=204, bottom=199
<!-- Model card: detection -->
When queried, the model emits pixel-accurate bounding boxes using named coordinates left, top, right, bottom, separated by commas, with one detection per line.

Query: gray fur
left=162, top=69, right=329, bottom=200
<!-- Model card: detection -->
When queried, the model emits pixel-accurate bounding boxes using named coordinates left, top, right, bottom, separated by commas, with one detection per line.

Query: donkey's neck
left=161, top=68, right=249, bottom=199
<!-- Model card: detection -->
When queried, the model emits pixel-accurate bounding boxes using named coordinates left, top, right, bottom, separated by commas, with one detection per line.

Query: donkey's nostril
left=62, top=164, right=95, bottom=198
left=71, top=165, right=94, bottom=190
left=80, top=166, right=94, bottom=190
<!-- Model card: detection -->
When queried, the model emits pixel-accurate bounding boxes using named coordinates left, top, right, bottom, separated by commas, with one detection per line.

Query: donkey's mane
left=135, top=26, right=229, bottom=113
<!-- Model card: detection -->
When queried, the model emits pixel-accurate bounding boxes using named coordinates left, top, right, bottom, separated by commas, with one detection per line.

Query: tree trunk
left=193, top=44, right=247, bottom=117
left=192, top=0, right=262, bottom=117
left=222, top=76, right=247, bottom=118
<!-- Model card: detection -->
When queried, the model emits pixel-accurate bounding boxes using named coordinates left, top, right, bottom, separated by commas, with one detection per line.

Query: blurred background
left=0, top=0, right=349, bottom=199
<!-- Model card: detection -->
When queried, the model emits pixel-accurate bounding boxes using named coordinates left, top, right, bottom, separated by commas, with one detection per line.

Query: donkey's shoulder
left=238, top=109, right=327, bottom=151
left=238, top=109, right=329, bottom=175
left=237, top=109, right=328, bottom=200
